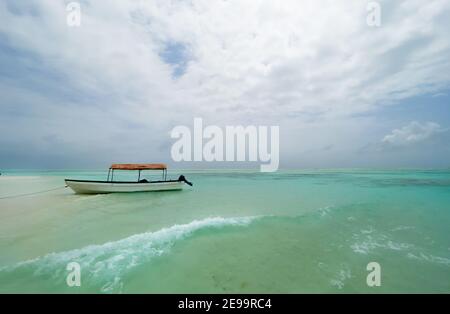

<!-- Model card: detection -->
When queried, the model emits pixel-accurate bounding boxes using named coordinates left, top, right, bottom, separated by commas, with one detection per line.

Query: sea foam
left=0, top=216, right=259, bottom=292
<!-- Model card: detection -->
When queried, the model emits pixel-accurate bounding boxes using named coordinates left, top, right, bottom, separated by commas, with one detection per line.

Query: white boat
left=65, top=163, right=192, bottom=194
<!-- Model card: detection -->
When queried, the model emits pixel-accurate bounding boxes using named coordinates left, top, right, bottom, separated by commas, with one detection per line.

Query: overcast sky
left=0, top=0, right=449, bottom=169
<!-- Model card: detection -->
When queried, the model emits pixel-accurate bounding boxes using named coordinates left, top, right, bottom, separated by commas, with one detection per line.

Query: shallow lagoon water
left=0, top=169, right=449, bottom=293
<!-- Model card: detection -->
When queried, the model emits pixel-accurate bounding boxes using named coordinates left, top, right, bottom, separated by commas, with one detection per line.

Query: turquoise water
left=0, top=169, right=449, bottom=293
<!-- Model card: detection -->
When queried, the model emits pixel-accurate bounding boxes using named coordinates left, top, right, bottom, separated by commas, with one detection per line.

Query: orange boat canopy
left=110, top=163, right=167, bottom=170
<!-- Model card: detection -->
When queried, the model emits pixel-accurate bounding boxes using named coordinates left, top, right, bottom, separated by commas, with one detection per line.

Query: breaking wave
left=0, top=216, right=260, bottom=292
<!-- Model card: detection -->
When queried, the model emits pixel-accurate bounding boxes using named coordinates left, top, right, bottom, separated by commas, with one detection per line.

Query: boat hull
left=65, top=179, right=185, bottom=194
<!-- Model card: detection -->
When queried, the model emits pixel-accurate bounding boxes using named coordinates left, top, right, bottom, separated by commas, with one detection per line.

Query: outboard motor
left=178, top=175, right=193, bottom=186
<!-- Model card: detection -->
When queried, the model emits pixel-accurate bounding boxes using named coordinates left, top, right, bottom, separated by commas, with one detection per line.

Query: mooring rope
left=0, top=186, right=67, bottom=200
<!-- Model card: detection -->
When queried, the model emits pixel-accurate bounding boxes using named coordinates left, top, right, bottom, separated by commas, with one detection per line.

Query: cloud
left=382, top=121, right=444, bottom=146
left=359, top=120, right=449, bottom=158
left=0, top=0, right=449, bottom=168
left=357, top=120, right=450, bottom=168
